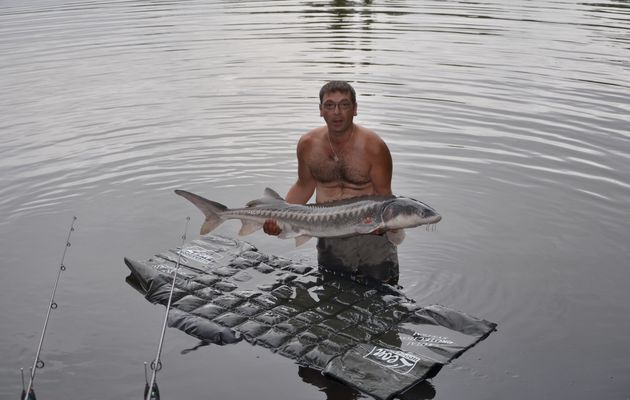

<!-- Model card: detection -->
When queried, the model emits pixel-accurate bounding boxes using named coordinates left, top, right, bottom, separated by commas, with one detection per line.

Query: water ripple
left=1, top=1, right=630, bottom=396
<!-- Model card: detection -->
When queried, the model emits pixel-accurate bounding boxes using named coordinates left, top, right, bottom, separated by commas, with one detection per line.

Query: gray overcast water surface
left=1, top=1, right=629, bottom=399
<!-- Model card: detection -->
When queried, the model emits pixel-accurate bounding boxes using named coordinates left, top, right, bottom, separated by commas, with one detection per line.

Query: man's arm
left=369, top=134, right=394, bottom=197
left=367, top=134, right=394, bottom=236
left=286, top=136, right=316, bottom=204
left=263, top=135, right=316, bottom=235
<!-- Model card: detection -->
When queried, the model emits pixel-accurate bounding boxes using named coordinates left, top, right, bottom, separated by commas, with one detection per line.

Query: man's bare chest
left=309, top=156, right=371, bottom=186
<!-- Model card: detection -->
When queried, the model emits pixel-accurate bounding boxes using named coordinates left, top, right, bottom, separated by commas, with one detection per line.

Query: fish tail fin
left=174, top=190, right=227, bottom=234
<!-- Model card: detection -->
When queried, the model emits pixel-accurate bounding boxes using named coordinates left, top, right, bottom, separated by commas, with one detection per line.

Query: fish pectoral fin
left=238, top=221, right=262, bottom=236
left=386, top=229, right=406, bottom=245
left=275, top=228, right=309, bottom=245
left=355, top=215, right=382, bottom=234
left=294, top=235, right=313, bottom=247
left=356, top=223, right=380, bottom=234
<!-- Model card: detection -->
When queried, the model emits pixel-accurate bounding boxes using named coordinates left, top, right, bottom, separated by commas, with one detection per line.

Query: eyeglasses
left=321, top=101, right=354, bottom=111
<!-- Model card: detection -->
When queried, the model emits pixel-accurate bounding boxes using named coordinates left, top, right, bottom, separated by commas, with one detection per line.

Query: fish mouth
left=425, top=214, right=442, bottom=225
left=419, top=206, right=442, bottom=226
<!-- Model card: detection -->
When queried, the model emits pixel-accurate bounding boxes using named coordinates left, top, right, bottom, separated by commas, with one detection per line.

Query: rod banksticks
left=144, top=217, right=190, bottom=400
left=20, top=216, right=77, bottom=400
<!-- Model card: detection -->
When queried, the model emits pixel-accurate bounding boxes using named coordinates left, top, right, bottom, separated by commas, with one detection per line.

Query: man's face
left=320, top=91, right=357, bottom=134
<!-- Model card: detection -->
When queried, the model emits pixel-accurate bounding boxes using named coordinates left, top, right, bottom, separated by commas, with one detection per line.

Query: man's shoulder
left=298, top=127, right=326, bottom=144
left=305, top=126, right=327, bottom=137
left=357, top=125, right=380, bottom=138
left=357, top=126, right=389, bottom=153
left=352, top=124, right=380, bottom=142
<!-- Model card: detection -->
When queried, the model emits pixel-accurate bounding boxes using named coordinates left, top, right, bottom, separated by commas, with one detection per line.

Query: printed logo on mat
left=153, top=264, right=196, bottom=278
left=410, top=332, right=455, bottom=346
left=178, top=246, right=222, bottom=264
left=363, top=347, right=421, bottom=375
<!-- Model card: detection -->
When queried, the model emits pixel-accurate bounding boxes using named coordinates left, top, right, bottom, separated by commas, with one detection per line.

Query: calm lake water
left=1, top=0, right=629, bottom=399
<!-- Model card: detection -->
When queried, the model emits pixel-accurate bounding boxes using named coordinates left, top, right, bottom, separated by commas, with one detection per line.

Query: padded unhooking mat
left=125, top=235, right=496, bottom=400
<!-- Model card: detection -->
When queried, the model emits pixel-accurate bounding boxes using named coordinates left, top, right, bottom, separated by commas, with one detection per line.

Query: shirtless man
left=264, top=81, right=399, bottom=283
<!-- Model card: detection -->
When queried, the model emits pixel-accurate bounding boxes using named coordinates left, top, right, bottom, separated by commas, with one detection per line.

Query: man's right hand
left=263, top=219, right=282, bottom=236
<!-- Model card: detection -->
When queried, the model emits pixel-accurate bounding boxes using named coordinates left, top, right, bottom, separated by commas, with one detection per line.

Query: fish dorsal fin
left=264, top=187, right=284, bottom=201
left=246, top=188, right=285, bottom=207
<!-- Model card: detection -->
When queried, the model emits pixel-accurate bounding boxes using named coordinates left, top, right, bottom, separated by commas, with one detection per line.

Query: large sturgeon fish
left=174, top=188, right=441, bottom=246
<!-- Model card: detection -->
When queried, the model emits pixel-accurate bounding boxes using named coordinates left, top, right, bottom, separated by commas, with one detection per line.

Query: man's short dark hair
left=319, top=81, right=357, bottom=104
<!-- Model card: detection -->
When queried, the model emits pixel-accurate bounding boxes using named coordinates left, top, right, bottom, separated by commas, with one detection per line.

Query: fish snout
left=382, top=198, right=442, bottom=229
left=422, top=205, right=442, bottom=224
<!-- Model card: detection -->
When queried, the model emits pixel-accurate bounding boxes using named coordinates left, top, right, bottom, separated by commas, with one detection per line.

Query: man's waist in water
left=314, top=182, right=376, bottom=203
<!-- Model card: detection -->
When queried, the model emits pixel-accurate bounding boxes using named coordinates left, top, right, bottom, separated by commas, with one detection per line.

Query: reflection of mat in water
left=125, top=235, right=496, bottom=400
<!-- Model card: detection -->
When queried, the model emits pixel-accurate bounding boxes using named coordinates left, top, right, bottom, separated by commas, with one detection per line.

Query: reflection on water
left=1, top=0, right=629, bottom=399
left=299, top=366, right=364, bottom=400
left=298, top=365, right=437, bottom=400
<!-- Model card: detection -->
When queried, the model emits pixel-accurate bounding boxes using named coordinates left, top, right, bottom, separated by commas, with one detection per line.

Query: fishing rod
left=144, top=216, right=190, bottom=400
left=20, top=216, right=77, bottom=400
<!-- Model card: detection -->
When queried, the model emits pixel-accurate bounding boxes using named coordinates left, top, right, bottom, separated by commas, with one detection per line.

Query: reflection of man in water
left=287, top=275, right=435, bottom=400
left=299, top=366, right=436, bottom=400
left=264, top=81, right=399, bottom=284
left=298, top=366, right=361, bottom=400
